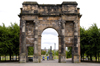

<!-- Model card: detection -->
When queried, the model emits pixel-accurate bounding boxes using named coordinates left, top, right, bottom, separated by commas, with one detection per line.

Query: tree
left=66, top=47, right=72, bottom=58
left=87, top=23, right=100, bottom=61
left=41, top=50, right=46, bottom=55
left=80, top=23, right=100, bottom=61
left=7, top=23, right=19, bottom=60
left=28, top=47, right=34, bottom=55
left=80, top=27, right=87, bottom=60
left=0, top=23, right=20, bottom=61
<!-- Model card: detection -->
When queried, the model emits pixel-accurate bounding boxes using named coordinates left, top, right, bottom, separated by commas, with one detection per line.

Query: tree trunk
left=95, top=53, right=97, bottom=61
left=81, top=53, right=82, bottom=61
left=98, top=53, right=99, bottom=61
left=10, top=54, right=11, bottom=61
left=88, top=56, right=89, bottom=61
left=83, top=54, right=84, bottom=61
left=5, top=55, right=6, bottom=61
left=90, top=55, right=92, bottom=61
left=87, top=55, right=89, bottom=61
left=0, top=55, right=1, bottom=61
left=95, top=56, right=97, bottom=61
left=16, top=55, right=17, bottom=60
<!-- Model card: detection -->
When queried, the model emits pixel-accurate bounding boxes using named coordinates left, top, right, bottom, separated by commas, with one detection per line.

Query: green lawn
left=0, top=56, right=19, bottom=61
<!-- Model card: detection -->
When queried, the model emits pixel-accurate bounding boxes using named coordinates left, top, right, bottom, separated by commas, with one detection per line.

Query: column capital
left=73, top=20, right=79, bottom=24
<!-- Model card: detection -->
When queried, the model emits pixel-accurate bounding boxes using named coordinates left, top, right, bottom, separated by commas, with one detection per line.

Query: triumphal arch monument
left=18, top=1, right=82, bottom=63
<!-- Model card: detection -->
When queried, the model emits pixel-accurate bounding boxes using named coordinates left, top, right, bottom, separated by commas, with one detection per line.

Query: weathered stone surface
left=19, top=53, right=26, bottom=63
left=26, top=35, right=34, bottom=45
left=19, top=1, right=82, bottom=63
left=22, top=16, right=38, bottom=21
left=65, top=37, right=73, bottom=47
left=26, top=21, right=35, bottom=35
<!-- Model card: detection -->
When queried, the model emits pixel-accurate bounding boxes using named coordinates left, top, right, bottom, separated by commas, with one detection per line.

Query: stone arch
left=41, top=27, right=59, bottom=37
left=19, top=1, right=82, bottom=63
left=41, top=27, right=59, bottom=49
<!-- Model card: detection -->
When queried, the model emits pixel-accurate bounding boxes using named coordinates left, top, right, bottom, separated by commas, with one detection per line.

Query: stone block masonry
left=18, top=1, right=82, bottom=63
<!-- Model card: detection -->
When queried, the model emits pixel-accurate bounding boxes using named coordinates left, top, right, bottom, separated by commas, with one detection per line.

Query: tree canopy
left=0, top=23, right=19, bottom=60
left=80, top=23, right=100, bottom=61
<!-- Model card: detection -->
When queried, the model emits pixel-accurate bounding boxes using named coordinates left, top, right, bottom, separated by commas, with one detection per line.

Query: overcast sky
left=0, top=0, right=100, bottom=50
left=41, top=28, right=58, bottom=50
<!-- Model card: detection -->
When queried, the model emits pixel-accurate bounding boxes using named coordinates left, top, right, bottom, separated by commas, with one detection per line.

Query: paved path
left=41, top=58, right=72, bottom=63
left=0, top=59, right=100, bottom=66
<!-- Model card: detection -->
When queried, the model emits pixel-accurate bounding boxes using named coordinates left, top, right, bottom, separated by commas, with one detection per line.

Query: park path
left=41, top=58, right=72, bottom=63
left=0, top=59, right=100, bottom=66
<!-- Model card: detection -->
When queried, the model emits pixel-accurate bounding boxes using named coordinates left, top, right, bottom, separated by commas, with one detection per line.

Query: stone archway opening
left=66, top=47, right=72, bottom=63
left=27, top=46, right=34, bottom=62
left=41, top=28, right=58, bottom=62
left=19, top=1, right=82, bottom=63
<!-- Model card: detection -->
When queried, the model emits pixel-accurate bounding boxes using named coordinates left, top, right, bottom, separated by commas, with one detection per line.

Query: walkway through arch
left=19, top=1, right=82, bottom=63
left=41, top=28, right=58, bottom=62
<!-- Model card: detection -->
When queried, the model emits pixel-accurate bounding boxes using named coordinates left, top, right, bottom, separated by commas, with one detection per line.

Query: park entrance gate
left=18, top=1, right=82, bottom=63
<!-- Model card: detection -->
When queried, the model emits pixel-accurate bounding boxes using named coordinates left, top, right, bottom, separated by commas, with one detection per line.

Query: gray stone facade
left=18, top=1, right=82, bottom=63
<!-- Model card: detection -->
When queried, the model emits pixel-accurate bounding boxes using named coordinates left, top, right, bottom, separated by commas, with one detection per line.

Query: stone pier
left=18, top=1, right=82, bottom=63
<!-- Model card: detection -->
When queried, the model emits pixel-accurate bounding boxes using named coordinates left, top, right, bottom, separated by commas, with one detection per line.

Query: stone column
left=58, top=20, right=66, bottom=63
left=58, top=36, right=61, bottom=62
left=72, top=20, right=80, bottom=63
left=33, top=23, right=39, bottom=63
left=58, top=35, right=66, bottom=63
left=19, top=20, right=26, bottom=63
left=38, top=35, right=41, bottom=62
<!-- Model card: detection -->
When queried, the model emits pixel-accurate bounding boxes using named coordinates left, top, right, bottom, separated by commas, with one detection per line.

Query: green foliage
left=55, top=50, right=58, bottom=56
left=41, top=50, right=46, bottom=55
left=66, top=47, right=72, bottom=58
left=46, top=53, right=48, bottom=56
left=0, top=23, right=19, bottom=56
left=28, top=47, right=34, bottom=55
left=42, top=49, right=58, bottom=56
left=80, top=23, right=100, bottom=61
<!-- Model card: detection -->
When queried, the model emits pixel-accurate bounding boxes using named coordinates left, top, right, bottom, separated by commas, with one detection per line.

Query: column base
left=19, top=53, right=26, bottom=63
left=73, top=54, right=80, bottom=63
left=59, top=54, right=66, bottom=63
left=33, top=55, right=41, bottom=63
